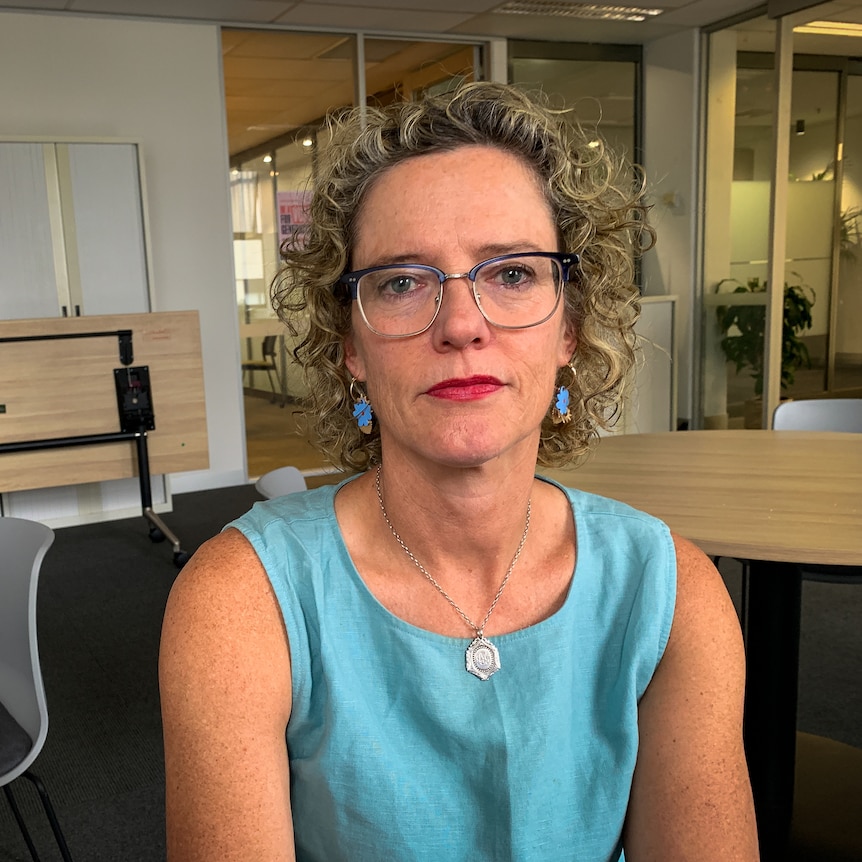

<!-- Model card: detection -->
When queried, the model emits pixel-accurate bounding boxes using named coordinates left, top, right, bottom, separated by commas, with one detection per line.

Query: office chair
left=772, top=397, right=862, bottom=434
left=0, top=517, right=75, bottom=862
left=241, top=334, right=284, bottom=405
left=772, top=398, right=862, bottom=584
left=255, top=465, right=308, bottom=500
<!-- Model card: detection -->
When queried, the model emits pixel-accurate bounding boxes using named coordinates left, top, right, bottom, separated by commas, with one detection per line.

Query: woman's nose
left=431, top=276, right=491, bottom=348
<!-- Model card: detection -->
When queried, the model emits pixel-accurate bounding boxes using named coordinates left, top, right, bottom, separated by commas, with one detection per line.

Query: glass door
left=835, top=71, right=862, bottom=393
left=699, top=11, right=862, bottom=429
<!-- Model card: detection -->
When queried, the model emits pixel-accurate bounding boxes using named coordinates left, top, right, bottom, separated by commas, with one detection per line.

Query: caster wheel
left=174, top=550, right=191, bottom=568
left=149, top=527, right=166, bottom=543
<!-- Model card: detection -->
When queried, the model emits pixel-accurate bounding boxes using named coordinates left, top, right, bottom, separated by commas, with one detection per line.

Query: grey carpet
left=0, top=485, right=859, bottom=861
left=0, top=484, right=260, bottom=862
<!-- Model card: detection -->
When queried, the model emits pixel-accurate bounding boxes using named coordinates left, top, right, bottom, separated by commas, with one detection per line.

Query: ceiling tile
left=0, top=0, right=68, bottom=8
left=292, top=0, right=498, bottom=11
left=274, top=3, right=476, bottom=32
left=448, top=11, right=682, bottom=43
left=66, top=0, right=297, bottom=22
left=657, top=0, right=766, bottom=27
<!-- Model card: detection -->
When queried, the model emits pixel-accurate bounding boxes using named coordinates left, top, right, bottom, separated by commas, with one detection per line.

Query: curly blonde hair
left=273, top=80, right=653, bottom=472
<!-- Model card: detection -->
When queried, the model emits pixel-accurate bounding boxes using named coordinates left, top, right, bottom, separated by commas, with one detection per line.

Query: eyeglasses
left=338, top=252, right=578, bottom=338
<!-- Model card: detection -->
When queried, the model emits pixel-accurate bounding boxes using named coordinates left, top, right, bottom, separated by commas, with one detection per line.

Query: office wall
left=0, top=11, right=245, bottom=493
left=643, top=30, right=699, bottom=425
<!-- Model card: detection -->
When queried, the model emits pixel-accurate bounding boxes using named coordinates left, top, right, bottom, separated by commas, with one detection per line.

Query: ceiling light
left=496, top=1, right=662, bottom=21
left=794, top=20, right=862, bottom=37
left=262, top=154, right=273, bottom=163
left=302, top=137, right=314, bottom=148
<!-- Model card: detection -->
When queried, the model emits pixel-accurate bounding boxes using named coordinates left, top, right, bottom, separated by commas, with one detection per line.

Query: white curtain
left=230, top=170, right=261, bottom=234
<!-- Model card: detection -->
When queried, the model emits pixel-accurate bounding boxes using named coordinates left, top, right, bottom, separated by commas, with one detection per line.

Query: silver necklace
left=374, top=464, right=531, bottom=681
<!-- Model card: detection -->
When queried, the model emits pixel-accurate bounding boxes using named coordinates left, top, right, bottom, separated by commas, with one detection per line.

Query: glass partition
left=722, top=63, right=839, bottom=422
left=699, top=12, right=862, bottom=430
left=835, top=71, right=862, bottom=393
left=222, top=29, right=484, bottom=477
left=509, top=41, right=640, bottom=164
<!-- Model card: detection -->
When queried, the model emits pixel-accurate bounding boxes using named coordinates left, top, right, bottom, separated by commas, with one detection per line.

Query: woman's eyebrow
left=360, top=243, right=549, bottom=269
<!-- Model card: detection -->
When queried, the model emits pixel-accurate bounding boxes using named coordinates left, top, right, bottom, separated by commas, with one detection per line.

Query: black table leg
left=743, top=560, right=802, bottom=862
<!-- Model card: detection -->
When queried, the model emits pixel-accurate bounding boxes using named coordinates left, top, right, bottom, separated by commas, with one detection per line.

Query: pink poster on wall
left=277, top=190, right=312, bottom=250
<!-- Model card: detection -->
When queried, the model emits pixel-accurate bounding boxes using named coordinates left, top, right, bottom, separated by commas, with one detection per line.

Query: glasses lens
left=356, top=266, right=440, bottom=336
left=473, top=254, right=563, bottom=328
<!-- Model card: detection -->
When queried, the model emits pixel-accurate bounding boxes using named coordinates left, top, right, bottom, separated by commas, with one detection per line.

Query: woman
left=159, top=82, right=758, bottom=861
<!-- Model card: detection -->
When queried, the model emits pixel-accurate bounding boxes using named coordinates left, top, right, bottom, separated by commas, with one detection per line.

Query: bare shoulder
left=623, top=532, right=759, bottom=861
left=160, top=526, right=292, bottom=725
left=161, top=528, right=290, bottom=689
left=159, top=528, right=295, bottom=861
left=670, top=533, right=743, bottom=650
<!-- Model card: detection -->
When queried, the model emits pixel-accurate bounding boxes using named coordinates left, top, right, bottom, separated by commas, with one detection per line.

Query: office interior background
left=1, top=0, right=861, bottom=516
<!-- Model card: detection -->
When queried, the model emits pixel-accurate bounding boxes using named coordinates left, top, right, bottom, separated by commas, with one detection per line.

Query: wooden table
left=542, top=429, right=862, bottom=861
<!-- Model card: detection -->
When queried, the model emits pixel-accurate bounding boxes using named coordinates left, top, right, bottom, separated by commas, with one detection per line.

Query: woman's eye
left=501, top=267, right=528, bottom=284
left=490, top=265, right=533, bottom=288
left=381, top=274, right=418, bottom=295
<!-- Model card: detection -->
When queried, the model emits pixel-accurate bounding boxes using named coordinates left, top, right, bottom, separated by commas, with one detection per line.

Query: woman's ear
left=559, top=318, right=578, bottom=367
left=343, top=331, right=366, bottom=381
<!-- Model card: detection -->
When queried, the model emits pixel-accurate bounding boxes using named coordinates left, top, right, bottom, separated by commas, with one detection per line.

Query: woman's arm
left=159, top=528, right=296, bottom=862
left=623, top=534, right=759, bottom=861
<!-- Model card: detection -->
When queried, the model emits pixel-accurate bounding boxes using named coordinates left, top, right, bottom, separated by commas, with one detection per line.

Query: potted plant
left=715, top=274, right=815, bottom=413
left=840, top=206, right=862, bottom=259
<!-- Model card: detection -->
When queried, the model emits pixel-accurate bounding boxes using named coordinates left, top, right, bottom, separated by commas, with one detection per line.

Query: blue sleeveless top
left=228, top=476, right=676, bottom=862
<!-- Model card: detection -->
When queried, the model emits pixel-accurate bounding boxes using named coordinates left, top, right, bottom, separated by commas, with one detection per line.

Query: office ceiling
left=4, top=0, right=862, bottom=154
left=0, top=0, right=766, bottom=40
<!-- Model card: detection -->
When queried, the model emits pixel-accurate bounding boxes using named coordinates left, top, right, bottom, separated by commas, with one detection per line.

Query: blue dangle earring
left=551, top=361, right=577, bottom=425
left=350, top=378, right=373, bottom=435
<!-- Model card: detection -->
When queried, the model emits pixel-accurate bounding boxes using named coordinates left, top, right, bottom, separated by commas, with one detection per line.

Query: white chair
left=0, top=517, right=75, bottom=861
left=772, top=398, right=862, bottom=433
left=773, top=398, right=862, bottom=584
left=255, top=465, right=308, bottom=500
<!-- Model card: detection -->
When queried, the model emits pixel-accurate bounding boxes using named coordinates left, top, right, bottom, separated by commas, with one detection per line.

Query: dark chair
left=0, top=517, right=75, bottom=861
left=241, top=334, right=284, bottom=405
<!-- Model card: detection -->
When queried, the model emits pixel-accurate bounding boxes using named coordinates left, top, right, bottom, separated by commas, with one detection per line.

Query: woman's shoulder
left=160, top=527, right=293, bottom=718
left=547, top=476, right=665, bottom=522
left=230, top=482, right=342, bottom=536
left=540, top=475, right=673, bottom=557
left=163, top=529, right=276, bottom=634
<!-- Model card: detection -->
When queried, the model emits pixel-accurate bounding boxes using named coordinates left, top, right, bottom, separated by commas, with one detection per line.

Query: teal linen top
left=228, top=476, right=676, bottom=862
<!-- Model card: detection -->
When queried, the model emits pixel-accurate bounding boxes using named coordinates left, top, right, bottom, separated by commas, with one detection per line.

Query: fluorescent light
left=496, top=2, right=662, bottom=21
left=794, top=20, right=862, bottom=37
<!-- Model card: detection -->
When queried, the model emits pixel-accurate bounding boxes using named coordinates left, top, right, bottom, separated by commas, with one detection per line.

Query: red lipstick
left=426, top=376, right=502, bottom=401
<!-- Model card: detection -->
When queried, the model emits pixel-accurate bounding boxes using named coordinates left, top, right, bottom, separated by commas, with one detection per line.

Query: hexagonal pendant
left=465, top=636, right=500, bottom=680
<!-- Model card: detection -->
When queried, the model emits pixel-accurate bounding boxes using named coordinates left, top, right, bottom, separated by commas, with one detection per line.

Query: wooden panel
left=0, top=311, right=208, bottom=492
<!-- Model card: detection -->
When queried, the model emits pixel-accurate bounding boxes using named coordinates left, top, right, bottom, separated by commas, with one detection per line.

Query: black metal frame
left=0, top=328, right=189, bottom=567
left=4, top=772, right=75, bottom=862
